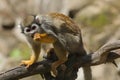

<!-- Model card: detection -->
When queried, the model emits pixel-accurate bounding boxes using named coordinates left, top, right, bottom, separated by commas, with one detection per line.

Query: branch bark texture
left=0, top=40, right=120, bottom=80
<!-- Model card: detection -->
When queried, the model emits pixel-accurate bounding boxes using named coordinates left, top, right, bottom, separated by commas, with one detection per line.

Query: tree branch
left=0, top=60, right=52, bottom=80
left=0, top=41, right=120, bottom=80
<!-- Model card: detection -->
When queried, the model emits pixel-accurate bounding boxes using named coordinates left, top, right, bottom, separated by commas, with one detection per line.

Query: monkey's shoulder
left=48, top=13, right=81, bottom=34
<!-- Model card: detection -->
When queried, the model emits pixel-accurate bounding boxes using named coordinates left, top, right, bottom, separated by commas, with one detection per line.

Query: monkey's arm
left=33, top=32, right=68, bottom=76
left=40, top=23, right=66, bottom=48
left=21, top=39, right=41, bottom=68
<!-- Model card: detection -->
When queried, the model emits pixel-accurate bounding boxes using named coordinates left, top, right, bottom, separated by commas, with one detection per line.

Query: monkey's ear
left=18, top=24, right=24, bottom=33
left=35, top=15, right=40, bottom=23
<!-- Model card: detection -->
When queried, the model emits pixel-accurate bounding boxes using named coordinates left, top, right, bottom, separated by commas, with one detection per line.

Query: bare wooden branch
left=0, top=60, right=52, bottom=80
left=0, top=40, right=120, bottom=80
left=89, top=40, right=120, bottom=65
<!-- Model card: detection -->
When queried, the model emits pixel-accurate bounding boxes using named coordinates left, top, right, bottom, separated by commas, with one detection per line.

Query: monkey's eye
left=31, top=24, right=39, bottom=30
left=31, top=25, right=37, bottom=30
left=24, top=28, right=31, bottom=33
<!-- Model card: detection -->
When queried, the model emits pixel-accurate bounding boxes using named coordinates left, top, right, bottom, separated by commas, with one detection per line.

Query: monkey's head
left=20, top=15, right=56, bottom=43
left=20, top=15, right=44, bottom=38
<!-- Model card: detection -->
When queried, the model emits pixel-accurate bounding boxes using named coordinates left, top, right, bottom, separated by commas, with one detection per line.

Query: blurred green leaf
left=87, top=13, right=110, bottom=28
left=10, top=45, right=31, bottom=60
left=10, top=49, right=21, bottom=60
left=75, top=10, right=115, bottom=31
left=19, top=44, right=31, bottom=59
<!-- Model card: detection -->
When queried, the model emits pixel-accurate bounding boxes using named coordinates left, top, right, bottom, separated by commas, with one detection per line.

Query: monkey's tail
left=83, top=66, right=92, bottom=80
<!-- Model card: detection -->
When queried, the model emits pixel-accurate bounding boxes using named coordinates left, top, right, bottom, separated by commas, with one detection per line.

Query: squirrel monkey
left=20, top=13, right=89, bottom=76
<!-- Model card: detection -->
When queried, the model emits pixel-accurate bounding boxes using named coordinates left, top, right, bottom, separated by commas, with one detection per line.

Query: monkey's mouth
left=31, top=32, right=38, bottom=38
left=31, top=33, right=35, bottom=38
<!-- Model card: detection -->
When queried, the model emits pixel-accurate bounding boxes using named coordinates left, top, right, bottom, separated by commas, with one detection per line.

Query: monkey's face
left=20, top=15, right=56, bottom=43
left=20, top=15, right=43, bottom=38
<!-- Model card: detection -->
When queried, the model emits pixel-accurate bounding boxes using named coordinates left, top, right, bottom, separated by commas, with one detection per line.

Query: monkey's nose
left=31, top=33, right=36, bottom=38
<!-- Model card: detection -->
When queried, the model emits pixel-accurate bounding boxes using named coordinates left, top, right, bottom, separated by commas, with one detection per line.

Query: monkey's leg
left=51, top=57, right=67, bottom=76
left=21, top=53, right=39, bottom=68
left=52, top=43, right=68, bottom=76
left=20, top=35, right=41, bottom=68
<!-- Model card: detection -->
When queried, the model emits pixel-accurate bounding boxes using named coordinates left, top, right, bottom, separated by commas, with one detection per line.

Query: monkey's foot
left=21, top=60, right=34, bottom=68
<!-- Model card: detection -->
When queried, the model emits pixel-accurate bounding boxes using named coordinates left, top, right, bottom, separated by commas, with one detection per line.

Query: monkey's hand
left=33, top=33, right=47, bottom=41
left=20, top=54, right=36, bottom=68
left=33, top=33, right=55, bottom=43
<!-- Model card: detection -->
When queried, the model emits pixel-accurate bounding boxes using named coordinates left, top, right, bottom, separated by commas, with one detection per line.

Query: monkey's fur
left=20, top=13, right=92, bottom=79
